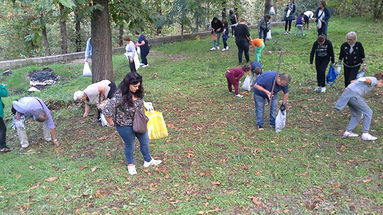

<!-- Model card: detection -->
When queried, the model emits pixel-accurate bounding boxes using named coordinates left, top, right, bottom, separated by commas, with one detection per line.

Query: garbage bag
left=83, top=62, right=92, bottom=77
left=145, top=111, right=168, bottom=140
left=266, top=30, right=272, bottom=40
left=269, top=6, right=275, bottom=15
left=326, top=64, right=339, bottom=86
left=275, top=109, right=286, bottom=132
left=134, top=53, right=140, bottom=71
left=241, top=75, right=252, bottom=91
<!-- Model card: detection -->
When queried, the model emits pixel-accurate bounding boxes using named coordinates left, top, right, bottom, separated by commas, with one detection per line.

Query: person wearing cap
left=12, top=97, right=59, bottom=148
left=251, top=39, right=265, bottom=62
left=73, top=80, right=117, bottom=120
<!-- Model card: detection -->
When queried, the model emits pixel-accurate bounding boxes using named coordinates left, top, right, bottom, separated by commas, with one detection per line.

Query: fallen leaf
left=95, top=189, right=104, bottom=198
left=255, top=171, right=262, bottom=176
left=332, top=182, right=341, bottom=189
left=283, top=209, right=290, bottom=213
left=362, top=178, right=372, bottom=183
left=299, top=172, right=308, bottom=177
left=45, top=176, right=58, bottom=182
left=91, top=167, right=98, bottom=172
left=79, top=165, right=88, bottom=170
left=251, top=196, right=265, bottom=207
left=97, top=135, right=108, bottom=141
left=199, top=171, right=213, bottom=176
left=211, top=181, right=221, bottom=186
left=29, top=166, right=35, bottom=170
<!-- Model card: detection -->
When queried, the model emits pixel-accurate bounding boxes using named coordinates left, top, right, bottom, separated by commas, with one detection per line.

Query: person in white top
left=303, top=10, right=314, bottom=29
left=124, top=37, right=138, bottom=72
left=73, top=80, right=117, bottom=120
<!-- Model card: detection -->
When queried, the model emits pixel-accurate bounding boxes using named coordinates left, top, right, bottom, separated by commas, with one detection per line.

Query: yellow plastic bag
left=145, top=111, right=168, bottom=140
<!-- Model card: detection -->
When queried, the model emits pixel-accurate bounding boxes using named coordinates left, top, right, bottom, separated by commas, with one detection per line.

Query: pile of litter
left=28, top=68, right=59, bottom=92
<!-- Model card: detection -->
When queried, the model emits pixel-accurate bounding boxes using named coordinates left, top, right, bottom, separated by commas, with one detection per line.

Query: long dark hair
left=118, top=72, right=144, bottom=107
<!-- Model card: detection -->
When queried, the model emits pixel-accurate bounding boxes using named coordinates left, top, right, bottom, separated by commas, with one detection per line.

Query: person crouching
left=225, top=64, right=251, bottom=98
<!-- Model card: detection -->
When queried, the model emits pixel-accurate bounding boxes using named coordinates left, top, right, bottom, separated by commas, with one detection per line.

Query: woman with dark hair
left=335, top=73, right=383, bottom=141
left=210, top=17, right=224, bottom=51
left=103, top=72, right=161, bottom=175
left=313, top=0, right=331, bottom=36
left=338, top=32, right=365, bottom=87
left=283, top=0, right=296, bottom=34
left=229, top=10, right=238, bottom=37
left=235, top=18, right=251, bottom=64
left=310, top=34, right=334, bottom=93
left=258, top=14, right=271, bottom=43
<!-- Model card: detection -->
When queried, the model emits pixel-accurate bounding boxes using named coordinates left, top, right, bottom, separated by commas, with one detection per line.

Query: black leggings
left=98, top=82, right=117, bottom=119
left=344, top=65, right=360, bottom=87
left=236, top=40, right=249, bottom=64
left=285, top=20, right=292, bottom=31
left=315, top=58, right=330, bottom=87
left=0, top=117, right=6, bottom=148
left=129, top=59, right=136, bottom=72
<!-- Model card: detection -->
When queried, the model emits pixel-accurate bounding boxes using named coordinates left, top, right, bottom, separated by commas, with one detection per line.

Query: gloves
left=143, top=102, right=154, bottom=112
left=280, top=103, right=286, bottom=112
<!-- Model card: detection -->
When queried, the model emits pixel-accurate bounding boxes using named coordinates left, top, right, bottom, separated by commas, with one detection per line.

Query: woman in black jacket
left=210, top=17, right=224, bottom=51
left=235, top=18, right=251, bottom=64
left=310, top=35, right=334, bottom=93
left=339, top=32, right=365, bottom=87
left=283, top=0, right=296, bottom=34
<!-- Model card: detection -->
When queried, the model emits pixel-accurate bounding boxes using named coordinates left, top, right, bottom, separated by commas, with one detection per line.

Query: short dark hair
left=374, top=73, right=383, bottom=80
left=264, top=14, right=271, bottom=20
left=242, top=64, right=251, bottom=72
left=123, top=37, right=131, bottom=41
left=317, top=35, right=326, bottom=43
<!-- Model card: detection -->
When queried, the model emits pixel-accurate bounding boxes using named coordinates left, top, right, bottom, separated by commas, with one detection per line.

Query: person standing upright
left=235, top=18, right=251, bottom=64
left=258, top=14, right=271, bottom=43
left=210, top=17, right=224, bottom=51
left=229, top=10, right=238, bottom=37
left=0, top=84, right=9, bottom=153
left=283, top=0, right=296, bottom=34
left=135, top=30, right=150, bottom=67
left=313, top=0, right=331, bottom=36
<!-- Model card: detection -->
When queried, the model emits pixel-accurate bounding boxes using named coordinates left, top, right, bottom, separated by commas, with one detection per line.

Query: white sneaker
left=140, top=63, right=145, bottom=66
left=235, top=94, right=243, bottom=98
left=314, top=86, right=321, bottom=92
left=343, top=131, right=359, bottom=138
left=361, top=133, right=377, bottom=141
left=320, top=87, right=326, bottom=93
left=226, top=46, right=229, bottom=50
left=141, top=64, right=149, bottom=68
left=216, top=46, right=220, bottom=50
left=210, top=47, right=216, bottom=51
left=127, top=165, right=137, bottom=175
left=221, top=48, right=226, bottom=52
left=143, top=159, right=162, bottom=168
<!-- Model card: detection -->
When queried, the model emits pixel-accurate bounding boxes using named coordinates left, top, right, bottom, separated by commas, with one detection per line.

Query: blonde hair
left=346, top=32, right=357, bottom=41
left=73, top=91, right=85, bottom=101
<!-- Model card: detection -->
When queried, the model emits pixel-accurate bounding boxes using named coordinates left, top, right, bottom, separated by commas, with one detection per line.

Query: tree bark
left=118, top=23, right=124, bottom=47
left=40, top=12, right=51, bottom=56
left=59, top=3, right=68, bottom=54
left=91, top=0, right=114, bottom=83
left=75, top=11, right=82, bottom=52
left=156, top=1, right=162, bottom=34
left=264, top=0, right=272, bottom=15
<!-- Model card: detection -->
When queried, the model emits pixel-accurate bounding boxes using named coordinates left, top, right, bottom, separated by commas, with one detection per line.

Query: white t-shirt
left=83, top=80, right=111, bottom=104
left=318, top=9, right=325, bottom=20
left=304, top=11, right=314, bottom=18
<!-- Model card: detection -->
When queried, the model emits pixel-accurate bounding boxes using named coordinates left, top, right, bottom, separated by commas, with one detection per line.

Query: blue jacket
left=314, top=7, right=331, bottom=23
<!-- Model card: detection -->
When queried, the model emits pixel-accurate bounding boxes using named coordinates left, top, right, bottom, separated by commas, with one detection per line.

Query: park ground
left=0, top=17, right=382, bottom=214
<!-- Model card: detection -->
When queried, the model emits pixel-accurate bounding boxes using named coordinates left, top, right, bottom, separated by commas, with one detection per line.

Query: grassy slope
left=0, top=17, right=382, bottom=214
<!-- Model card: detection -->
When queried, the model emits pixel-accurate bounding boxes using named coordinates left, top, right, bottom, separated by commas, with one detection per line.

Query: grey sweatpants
left=335, top=90, right=373, bottom=133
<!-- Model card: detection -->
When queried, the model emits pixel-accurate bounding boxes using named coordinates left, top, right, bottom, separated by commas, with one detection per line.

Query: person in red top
left=225, top=64, right=251, bottom=98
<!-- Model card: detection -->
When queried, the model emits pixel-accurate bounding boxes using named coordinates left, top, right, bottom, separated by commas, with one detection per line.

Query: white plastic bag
left=83, top=62, right=92, bottom=77
left=275, top=110, right=286, bottom=132
left=241, top=75, right=252, bottom=91
left=100, top=113, right=108, bottom=127
left=317, top=20, right=322, bottom=29
left=134, top=53, right=140, bottom=70
left=286, top=9, right=291, bottom=18
left=136, top=46, right=141, bottom=55
left=269, top=6, right=275, bottom=15
left=336, top=64, right=342, bottom=74
left=266, top=30, right=272, bottom=40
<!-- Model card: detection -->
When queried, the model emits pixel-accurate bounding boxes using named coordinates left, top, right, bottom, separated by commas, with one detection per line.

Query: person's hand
left=280, top=103, right=286, bottom=111
left=362, top=63, right=367, bottom=71
left=53, top=139, right=60, bottom=147
left=83, top=112, right=88, bottom=117
left=143, top=102, right=154, bottom=112
left=264, top=90, right=272, bottom=100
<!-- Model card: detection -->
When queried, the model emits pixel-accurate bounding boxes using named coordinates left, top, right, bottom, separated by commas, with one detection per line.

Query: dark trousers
left=129, top=59, right=136, bottom=72
left=344, top=65, right=360, bottom=87
left=231, top=25, right=236, bottom=36
left=315, top=58, right=330, bottom=87
left=259, top=28, right=268, bottom=44
left=285, top=20, right=292, bottom=31
left=236, top=40, right=249, bottom=64
left=317, top=21, right=328, bottom=36
left=223, top=37, right=228, bottom=48
left=0, top=117, right=6, bottom=148
left=141, top=50, right=149, bottom=65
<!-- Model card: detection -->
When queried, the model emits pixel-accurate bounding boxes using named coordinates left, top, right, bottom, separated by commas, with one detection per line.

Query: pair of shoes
left=0, top=147, right=11, bottom=153
left=320, top=87, right=326, bottom=93
left=141, top=64, right=149, bottom=68
left=126, top=165, right=137, bottom=175
left=210, top=47, right=216, bottom=51
left=257, top=125, right=264, bottom=131
left=143, top=159, right=162, bottom=168
left=361, top=133, right=377, bottom=141
left=343, top=131, right=359, bottom=138
left=235, top=94, right=243, bottom=98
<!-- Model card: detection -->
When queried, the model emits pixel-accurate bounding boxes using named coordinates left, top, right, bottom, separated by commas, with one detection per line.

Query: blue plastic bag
left=326, top=65, right=339, bottom=86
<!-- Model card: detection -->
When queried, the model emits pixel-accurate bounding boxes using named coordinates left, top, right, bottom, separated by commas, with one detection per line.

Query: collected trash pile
left=28, top=68, right=59, bottom=92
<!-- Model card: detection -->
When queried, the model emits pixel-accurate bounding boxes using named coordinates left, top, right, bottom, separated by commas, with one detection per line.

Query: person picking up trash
left=73, top=80, right=116, bottom=122
left=253, top=72, right=291, bottom=130
left=335, top=73, right=383, bottom=141
left=225, top=64, right=251, bottom=98
left=12, top=97, right=60, bottom=148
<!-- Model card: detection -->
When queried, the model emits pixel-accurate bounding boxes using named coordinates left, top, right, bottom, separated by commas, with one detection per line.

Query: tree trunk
left=156, top=1, right=162, bottom=34
left=264, top=0, right=272, bottom=15
left=59, top=3, right=68, bottom=54
left=221, top=0, right=227, bottom=21
left=75, top=11, right=81, bottom=52
left=118, top=23, right=124, bottom=47
left=373, top=0, right=383, bottom=19
left=40, top=13, right=51, bottom=56
left=181, top=24, right=184, bottom=37
left=91, top=0, right=114, bottom=83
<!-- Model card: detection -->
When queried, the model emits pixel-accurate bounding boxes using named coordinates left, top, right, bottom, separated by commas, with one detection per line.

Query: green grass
left=0, top=17, right=383, bottom=214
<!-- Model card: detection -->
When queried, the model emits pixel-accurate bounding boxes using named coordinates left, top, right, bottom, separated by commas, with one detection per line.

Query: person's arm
left=328, top=41, right=335, bottom=64
left=324, top=7, right=331, bottom=21
left=338, top=43, right=345, bottom=63
left=310, top=42, right=316, bottom=64
left=50, top=128, right=60, bottom=147
left=98, top=86, right=106, bottom=103
left=282, top=93, right=289, bottom=104
left=359, top=43, right=365, bottom=63
left=254, top=84, right=272, bottom=100
left=83, top=104, right=91, bottom=117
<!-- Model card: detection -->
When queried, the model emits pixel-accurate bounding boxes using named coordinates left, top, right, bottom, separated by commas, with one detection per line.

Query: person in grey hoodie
left=335, top=73, right=383, bottom=141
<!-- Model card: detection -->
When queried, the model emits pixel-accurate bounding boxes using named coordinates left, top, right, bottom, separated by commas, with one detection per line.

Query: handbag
left=132, top=106, right=149, bottom=133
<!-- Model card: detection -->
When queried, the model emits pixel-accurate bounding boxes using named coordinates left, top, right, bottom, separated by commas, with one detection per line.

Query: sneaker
left=141, top=64, right=149, bottom=68
left=0, top=147, right=11, bottom=153
left=320, top=87, right=326, bottom=93
left=143, top=159, right=162, bottom=168
left=314, top=86, right=321, bottom=92
left=221, top=48, right=226, bottom=52
left=126, top=165, right=137, bottom=175
left=235, top=94, right=243, bottom=98
left=210, top=47, right=216, bottom=51
left=343, top=131, right=359, bottom=138
left=226, top=46, right=229, bottom=50
left=216, top=46, right=220, bottom=50
left=257, top=125, right=264, bottom=131
left=140, top=63, right=145, bottom=66
left=361, top=133, right=377, bottom=141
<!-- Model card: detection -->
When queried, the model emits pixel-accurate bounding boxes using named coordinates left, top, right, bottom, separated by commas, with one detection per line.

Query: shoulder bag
left=132, top=105, right=149, bottom=134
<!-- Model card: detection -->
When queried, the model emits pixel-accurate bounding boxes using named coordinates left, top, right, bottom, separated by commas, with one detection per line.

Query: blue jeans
left=254, top=93, right=278, bottom=126
left=212, top=32, right=221, bottom=48
left=116, top=126, right=152, bottom=165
